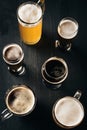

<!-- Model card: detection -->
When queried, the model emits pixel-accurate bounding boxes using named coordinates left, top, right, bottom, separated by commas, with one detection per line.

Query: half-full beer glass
left=17, top=1, right=44, bottom=45
left=56, top=17, right=78, bottom=51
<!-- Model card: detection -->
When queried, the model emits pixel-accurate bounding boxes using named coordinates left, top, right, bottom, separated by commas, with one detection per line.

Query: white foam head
left=18, top=3, right=42, bottom=23
left=6, top=85, right=35, bottom=115
left=58, top=19, right=78, bottom=39
left=3, top=44, right=24, bottom=65
left=6, top=46, right=21, bottom=61
left=54, top=97, right=84, bottom=127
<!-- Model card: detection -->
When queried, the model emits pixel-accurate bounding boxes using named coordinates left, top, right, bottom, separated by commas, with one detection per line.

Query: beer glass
left=1, top=85, right=36, bottom=121
left=55, top=17, right=78, bottom=51
left=3, top=43, right=25, bottom=75
left=17, top=0, right=45, bottom=45
left=52, top=90, right=84, bottom=129
left=41, top=57, right=68, bottom=89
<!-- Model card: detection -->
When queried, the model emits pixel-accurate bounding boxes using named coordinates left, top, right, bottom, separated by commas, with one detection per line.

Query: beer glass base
left=8, top=66, right=25, bottom=76
left=22, top=37, right=41, bottom=46
left=65, top=43, right=72, bottom=51
left=42, top=78, right=62, bottom=89
left=55, top=40, right=72, bottom=51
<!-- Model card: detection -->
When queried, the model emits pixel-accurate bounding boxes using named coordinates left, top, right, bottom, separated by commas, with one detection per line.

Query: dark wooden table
left=0, top=0, right=87, bottom=129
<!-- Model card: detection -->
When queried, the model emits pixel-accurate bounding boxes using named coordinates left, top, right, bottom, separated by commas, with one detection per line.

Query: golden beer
left=17, top=1, right=43, bottom=45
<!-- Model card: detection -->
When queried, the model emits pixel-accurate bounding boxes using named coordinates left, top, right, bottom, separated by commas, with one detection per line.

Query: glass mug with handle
left=17, top=0, right=45, bottom=45
left=52, top=90, right=84, bottom=129
left=0, top=84, right=36, bottom=121
left=55, top=17, right=78, bottom=51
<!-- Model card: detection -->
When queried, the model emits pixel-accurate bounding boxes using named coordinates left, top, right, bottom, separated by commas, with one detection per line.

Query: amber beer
left=57, top=17, right=78, bottom=51
left=17, top=1, right=43, bottom=45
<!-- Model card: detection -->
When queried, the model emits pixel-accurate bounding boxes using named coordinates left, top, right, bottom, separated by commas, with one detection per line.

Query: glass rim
left=17, top=1, right=43, bottom=25
left=43, top=57, right=68, bottom=80
left=52, top=96, right=84, bottom=128
left=41, top=59, right=68, bottom=85
left=5, top=84, right=37, bottom=116
left=57, top=17, right=79, bottom=39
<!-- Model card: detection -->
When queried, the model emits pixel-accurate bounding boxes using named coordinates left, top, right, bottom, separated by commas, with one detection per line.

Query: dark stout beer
left=52, top=96, right=84, bottom=128
left=41, top=57, right=68, bottom=88
left=3, top=44, right=24, bottom=74
left=57, top=17, right=78, bottom=51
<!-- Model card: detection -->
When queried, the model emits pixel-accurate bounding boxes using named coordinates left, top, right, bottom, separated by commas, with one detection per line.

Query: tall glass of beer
left=56, top=17, right=78, bottom=51
left=17, top=1, right=43, bottom=45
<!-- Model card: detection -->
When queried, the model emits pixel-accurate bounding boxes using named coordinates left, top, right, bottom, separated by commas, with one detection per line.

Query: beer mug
left=52, top=90, right=84, bottom=129
left=17, top=0, right=45, bottom=45
left=55, top=17, right=78, bottom=51
left=3, top=43, right=25, bottom=75
left=41, top=57, right=68, bottom=89
left=0, top=85, right=36, bottom=121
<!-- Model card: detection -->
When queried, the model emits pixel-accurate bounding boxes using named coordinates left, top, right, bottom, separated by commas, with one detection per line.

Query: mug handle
left=37, top=0, right=45, bottom=14
left=74, top=90, right=82, bottom=100
left=0, top=108, right=13, bottom=121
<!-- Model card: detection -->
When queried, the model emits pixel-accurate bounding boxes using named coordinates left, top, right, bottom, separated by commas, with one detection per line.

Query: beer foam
left=6, top=47, right=21, bottom=61
left=18, top=4, right=42, bottom=23
left=58, top=19, right=78, bottom=39
left=54, top=97, right=84, bottom=127
left=8, top=87, right=35, bottom=114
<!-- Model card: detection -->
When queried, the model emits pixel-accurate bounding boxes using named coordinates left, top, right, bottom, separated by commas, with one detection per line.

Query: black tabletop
left=0, top=0, right=87, bottom=130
